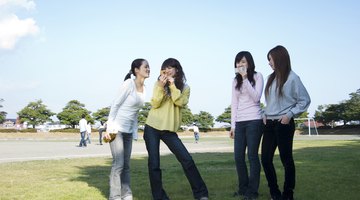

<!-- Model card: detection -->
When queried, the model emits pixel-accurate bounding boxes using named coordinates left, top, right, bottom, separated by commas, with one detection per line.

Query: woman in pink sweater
left=230, top=51, right=264, bottom=200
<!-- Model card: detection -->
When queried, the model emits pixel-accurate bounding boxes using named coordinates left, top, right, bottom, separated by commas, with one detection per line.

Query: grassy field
left=1, top=138, right=359, bottom=200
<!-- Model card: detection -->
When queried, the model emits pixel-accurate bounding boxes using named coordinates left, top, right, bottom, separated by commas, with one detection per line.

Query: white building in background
left=2, top=119, right=16, bottom=128
left=35, top=121, right=67, bottom=132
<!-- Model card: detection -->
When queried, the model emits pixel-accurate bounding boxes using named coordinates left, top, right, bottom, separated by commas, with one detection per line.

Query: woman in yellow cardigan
left=144, top=58, right=209, bottom=200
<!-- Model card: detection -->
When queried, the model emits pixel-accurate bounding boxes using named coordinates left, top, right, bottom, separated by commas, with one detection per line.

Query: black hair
left=265, top=45, right=291, bottom=97
left=160, top=58, right=187, bottom=95
left=234, top=51, right=257, bottom=90
left=124, top=58, right=147, bottom=81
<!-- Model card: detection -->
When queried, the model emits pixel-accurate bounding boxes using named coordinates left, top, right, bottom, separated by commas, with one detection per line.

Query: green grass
left=1, top=140, right=360, bottom=200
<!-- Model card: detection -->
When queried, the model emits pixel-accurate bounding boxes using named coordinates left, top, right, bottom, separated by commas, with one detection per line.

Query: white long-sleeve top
left=79, top=118, right=87, bottom=132
left=231, top=72, right=264, bottom=129
left=107, top=79, right=145, bottom=140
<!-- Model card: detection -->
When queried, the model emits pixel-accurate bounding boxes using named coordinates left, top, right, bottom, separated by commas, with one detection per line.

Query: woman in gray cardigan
left=261, top=45, right=310, bottom=200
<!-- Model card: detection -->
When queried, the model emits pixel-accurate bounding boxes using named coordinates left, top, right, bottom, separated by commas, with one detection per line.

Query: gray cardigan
left=264, top=71, right=311, bottom=119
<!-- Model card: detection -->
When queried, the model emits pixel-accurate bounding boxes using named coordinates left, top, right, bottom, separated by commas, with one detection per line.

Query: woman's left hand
left=239, top=66, right=247, bottom=78
left=158, top=75, right=168, bottom=87
left=280, top=115, right=290, bottom=124
left=167, top=77, right=175, bottom=85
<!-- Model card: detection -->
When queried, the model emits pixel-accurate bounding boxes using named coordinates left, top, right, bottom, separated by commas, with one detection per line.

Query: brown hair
left=265, top=45, right=291, bottom=98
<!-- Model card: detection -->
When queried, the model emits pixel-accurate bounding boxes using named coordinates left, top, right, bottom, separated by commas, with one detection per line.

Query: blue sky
left=1, top=0, right=359, bottom=122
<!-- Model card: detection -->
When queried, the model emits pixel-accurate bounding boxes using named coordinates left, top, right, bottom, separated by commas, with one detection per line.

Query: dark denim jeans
left=79, top=131, right=87, bottom=147
left=98, top=128, right=105, bottom=144
left=234, top=119, right=263, bottom=198
left=261, top=118, right=295, bottom=199
left=143, top=125, right=208, bottom=200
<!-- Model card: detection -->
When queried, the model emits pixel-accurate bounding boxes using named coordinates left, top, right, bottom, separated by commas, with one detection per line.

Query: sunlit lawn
left=1, top=140, right=360, bottom=200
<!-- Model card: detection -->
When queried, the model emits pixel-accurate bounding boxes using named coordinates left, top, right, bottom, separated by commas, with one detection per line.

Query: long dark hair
left=161, top=58, right=187, bottom=95
left=234, top=51, right=257, bottom=90
left=124, top=58, right=147, bottom=81
left=265, top=45, right=291, bottom=97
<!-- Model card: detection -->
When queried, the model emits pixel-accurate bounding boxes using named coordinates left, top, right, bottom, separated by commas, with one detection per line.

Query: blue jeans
left=109, top=132, right=133, bottom=200
left=234, top=119, right=263, bottom=198
left=143, top=125, right=208, bottom=200
left=99, top=128, right=105, bottom=144
left=261, top=119, right=295, bottom=199
left=79, top=131, right=87, bottom=147
left=86, top=132, right=91, bottom=144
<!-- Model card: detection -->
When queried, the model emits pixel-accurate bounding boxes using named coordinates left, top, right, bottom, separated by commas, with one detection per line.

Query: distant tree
left=57, top=100, right=92, bottom=128
left=216, top=105, right=231, bottom=124
left=317, top=103, right=346, bottom=127
left=181, top=105, right=194, bottom=126
left=315, top=89, right=360, bottom=126
left=138, top=102, right=152, bottom=126
left=260, top=102, right=265, bottom=109
left=17, top=100, right=55, bottom=128
left=92, top=106, right=110, bottom=123
left=298, top=111, right=309, bottom=118
left=194, top=111, right=214, bottom=129
left=295, top=111, right=309, bottom=128
left=344, top=89, right=360, bottom=121
left=0, top=98, right=7, bottom=123
left=314, top=105, right=327, bottom=124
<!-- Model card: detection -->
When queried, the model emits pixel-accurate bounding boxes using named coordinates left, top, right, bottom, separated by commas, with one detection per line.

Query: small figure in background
left=193, top=123, right=200, bottom=143
left=98, top=121, right=106, bottom=145
left=78, top=114, right=87, bottom=147
left=85, top=121, right=92, bottom=144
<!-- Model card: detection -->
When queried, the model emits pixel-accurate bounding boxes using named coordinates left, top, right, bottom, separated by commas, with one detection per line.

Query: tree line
left=2, top=88, right=358, bottom=129
left=314, top=88, right=360, bottom=126
left=0, top=99, right=224, bottom=129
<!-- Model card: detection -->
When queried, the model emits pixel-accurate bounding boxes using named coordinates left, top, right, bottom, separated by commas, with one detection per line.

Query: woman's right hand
left=229, top=129, right=235, bottom=139
left=157, top=74, right=168, bottom=87
left=103, top=132, right=111, bottom=140
left=263, top=116, right=267, bottom=125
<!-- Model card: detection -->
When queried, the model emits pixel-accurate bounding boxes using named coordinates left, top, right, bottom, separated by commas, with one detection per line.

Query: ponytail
left=123, top=58, right=146, bottom=81
left=123, top=70, right=132, bottom=81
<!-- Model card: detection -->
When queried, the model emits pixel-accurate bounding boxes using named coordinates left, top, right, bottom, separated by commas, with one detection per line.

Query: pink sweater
left=231, top=72, right=264, bottom=129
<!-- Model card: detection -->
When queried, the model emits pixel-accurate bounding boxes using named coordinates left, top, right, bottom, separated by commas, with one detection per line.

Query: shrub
left=50, top=128, right=79, bottom=133
left=0, top=128, right=37, bottom=133
left=19, top=128, right=37, bottom=133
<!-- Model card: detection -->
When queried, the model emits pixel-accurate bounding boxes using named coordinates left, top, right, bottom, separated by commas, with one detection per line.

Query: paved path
left=0, top=135, right=359, bottom=164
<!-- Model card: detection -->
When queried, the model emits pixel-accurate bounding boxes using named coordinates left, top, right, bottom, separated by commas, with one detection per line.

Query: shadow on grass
left=74, top=161, right=112, bottom=198
left=291, top=140, right=360, bottom=200
left=73, top=140, right=360, bottom=200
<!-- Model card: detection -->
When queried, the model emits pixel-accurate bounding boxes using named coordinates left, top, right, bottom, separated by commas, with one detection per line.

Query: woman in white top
left=85, top=122, right=92, bottom=144
left=104, top=58, right=150, bottom=200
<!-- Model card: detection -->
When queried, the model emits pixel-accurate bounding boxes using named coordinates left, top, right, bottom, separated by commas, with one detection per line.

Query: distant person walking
left=261, top=45, right=311, bottom=200
left=104, top=58, right=150, bottom=200
left=86, top=122, right=92, bottom=144
left=78, top=114, right=87, bottom=147
left=98, top=121, right=106, bottom=145
left=143, top=58, right=209, bottom=200
left=193, top=124, right=200, bottom=143
left=229, top=51, right=264, bottom=200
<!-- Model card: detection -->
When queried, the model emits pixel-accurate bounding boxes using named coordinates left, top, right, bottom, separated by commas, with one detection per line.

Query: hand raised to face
left=158, top=74, right=168, bottom=87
